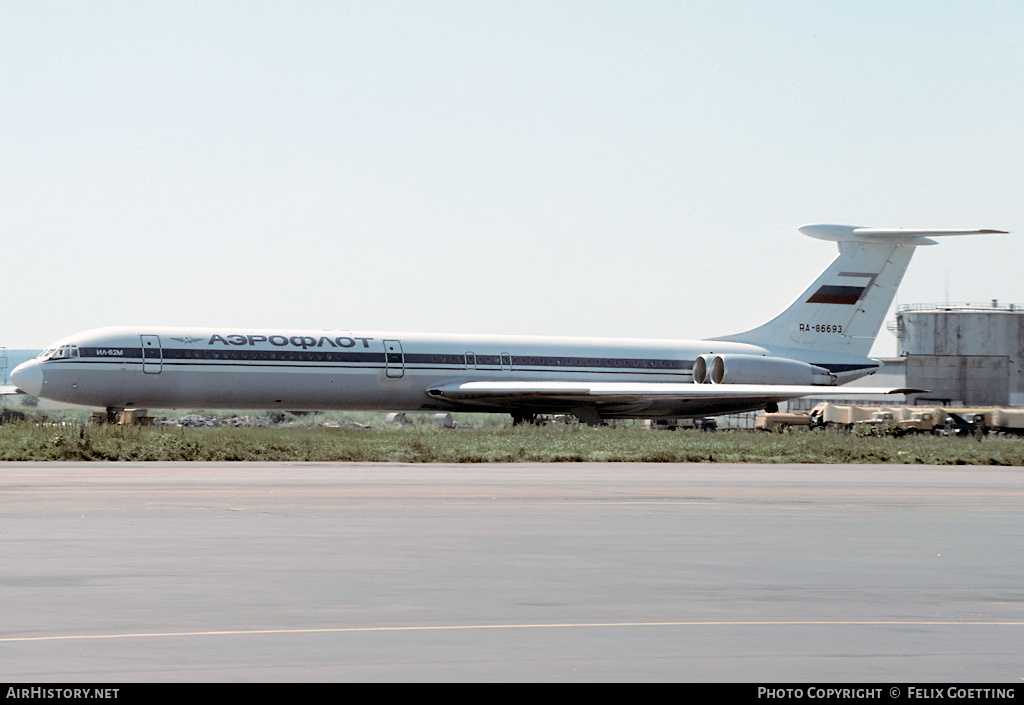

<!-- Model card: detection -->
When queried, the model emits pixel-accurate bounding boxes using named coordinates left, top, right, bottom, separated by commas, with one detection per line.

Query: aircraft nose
left=10, top=360, right=43, bottom=397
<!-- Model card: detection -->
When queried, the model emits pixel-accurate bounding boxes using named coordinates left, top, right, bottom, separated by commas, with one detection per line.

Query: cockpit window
left=39, top=345, right=78, bottom=361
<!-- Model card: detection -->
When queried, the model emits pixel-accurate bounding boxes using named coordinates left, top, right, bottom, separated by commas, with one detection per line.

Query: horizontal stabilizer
left=0, top=385, right=23, bottom=396
left=800, top=224, right=1008, bottom=246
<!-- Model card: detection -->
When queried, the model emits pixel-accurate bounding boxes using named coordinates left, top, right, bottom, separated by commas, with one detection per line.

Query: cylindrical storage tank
left=898, top=308, right=1021, bottom=357
left=896, top=304, right=1024, bottom=406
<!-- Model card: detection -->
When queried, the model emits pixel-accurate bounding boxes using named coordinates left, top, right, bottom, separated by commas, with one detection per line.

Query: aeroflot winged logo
left=805, top=271, right=879, bottom=305
left=170, top=336, right=205, bottom=344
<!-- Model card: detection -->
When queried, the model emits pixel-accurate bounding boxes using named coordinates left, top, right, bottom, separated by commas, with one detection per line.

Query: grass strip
left=1, top=423, right=1022, bottom=464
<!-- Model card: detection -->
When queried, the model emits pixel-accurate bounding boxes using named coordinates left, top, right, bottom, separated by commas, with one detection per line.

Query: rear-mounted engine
left=692, top=353, right=835, bottom=386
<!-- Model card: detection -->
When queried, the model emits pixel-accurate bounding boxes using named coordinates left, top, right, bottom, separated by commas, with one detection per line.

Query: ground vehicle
left=809, top=403, right=890, bottom=429
left=810, top=403, right=1019, bottom=436
left=754, top=412, right=811, bottom=431
left=898, top=409, right=942, bottom=435
left=645, top=418, right=717, bottom=431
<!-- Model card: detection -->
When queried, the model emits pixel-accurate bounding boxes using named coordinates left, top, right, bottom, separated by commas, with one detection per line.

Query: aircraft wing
left=426, top=380, right=917, bottom=413
left=0, top=385, right=23, bottom=396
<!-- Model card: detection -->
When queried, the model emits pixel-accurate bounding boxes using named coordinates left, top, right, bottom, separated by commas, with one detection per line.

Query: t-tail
left=713, top=224, right=1007, bottom=358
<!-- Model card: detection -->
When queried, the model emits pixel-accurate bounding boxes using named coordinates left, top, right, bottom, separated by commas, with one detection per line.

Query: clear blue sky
left=3, top=1, right=1021, bottom=357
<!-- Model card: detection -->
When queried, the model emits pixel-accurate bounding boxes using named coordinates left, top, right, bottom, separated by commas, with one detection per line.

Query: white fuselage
left=12, top=224, right=1001, bottom=419
left=11, top=326, right=879, bottom=418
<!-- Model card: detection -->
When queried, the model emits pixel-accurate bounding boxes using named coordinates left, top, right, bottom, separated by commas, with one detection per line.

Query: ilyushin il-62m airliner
left=7, top=224, right=1005, bottom=424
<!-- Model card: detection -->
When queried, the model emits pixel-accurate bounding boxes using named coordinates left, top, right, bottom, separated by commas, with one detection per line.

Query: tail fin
left=714, top=224, right=1006, bottom=357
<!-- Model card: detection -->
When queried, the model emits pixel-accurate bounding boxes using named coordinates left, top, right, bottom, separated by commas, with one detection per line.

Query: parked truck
left=645, top=418, right=718, bottom=431
left=897, top=408, right=944, bottom=435
left=808, top=402, right=1024, bottom=436
left=854, top=407, right=945, bottom=435
left=754, top=411, right=812, bottom=432
left=809, top=403, right=895, bottom=429
left=937, top=408, right=1024, bottom=436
